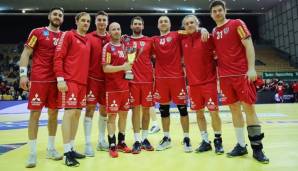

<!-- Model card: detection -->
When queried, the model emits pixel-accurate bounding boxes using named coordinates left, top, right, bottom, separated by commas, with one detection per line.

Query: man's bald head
left=109, top=22, right=121, bottom=41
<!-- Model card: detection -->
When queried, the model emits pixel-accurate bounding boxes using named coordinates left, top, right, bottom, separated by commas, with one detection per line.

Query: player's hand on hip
left=20, top=76, right=29, bottom=90
left=122, top=62, right=132, bottom=71
left=57, top=81, right=68, bottom=93
left=200, top=28, right=210, bottom=42
left=246, top=69, right=257, bottom=82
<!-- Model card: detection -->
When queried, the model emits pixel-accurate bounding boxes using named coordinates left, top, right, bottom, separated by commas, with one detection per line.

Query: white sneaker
left=156, top=136, right=171, bottom=151
left=26, top=153, right=37, bottom=168
left=46, top=149, right=63, bottom=160
left=96, top=140, right=109, bottom=151
left=84, top=143, right=95, bottom=157
left=149, top=125, right=160, bottom=134
left=183, top=137, right=193, bottom=153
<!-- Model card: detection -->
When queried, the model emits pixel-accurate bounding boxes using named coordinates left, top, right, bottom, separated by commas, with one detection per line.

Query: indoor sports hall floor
left=0, top=102, right=297, bottom=171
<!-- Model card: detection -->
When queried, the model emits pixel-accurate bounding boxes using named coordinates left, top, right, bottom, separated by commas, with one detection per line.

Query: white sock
left=70, top=140, right=75, bottom=150
left=152, top=121, right=158, bottom=126
left=98, top=115, right=107, bottom=142
left=28, top=139, right=37, bottom=155
left=164, top=132, right=170, bottom=138
left=134, top=133, right=141, bottom=142
left=142, top=130, right=148, bottom=141
left=47, top=136, right=55, bottom=150
left=201, top=131, right=209, bottom=143
left=64, top=143, right=72, bottom=153
left=84, top=117, right=92, bottom=144
left=183, top=133, right=189, bottom=138
left=235, top=127, right=246, bottom=147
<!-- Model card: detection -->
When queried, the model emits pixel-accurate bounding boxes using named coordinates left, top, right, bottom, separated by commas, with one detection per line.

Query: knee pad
left=177, top=105, right=188, bottom=117
left=159, top=104, right=170, bottom=118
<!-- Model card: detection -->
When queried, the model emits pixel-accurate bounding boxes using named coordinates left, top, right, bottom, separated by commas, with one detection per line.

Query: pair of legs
left=195, top=109, right=224, bottom=154
left=228, top=101, right=269, bottom=163
left=132, top=106, right=150, bottom=140
left=107, top=111, right=131, bottom=157
left=84, top=104, right=108, bottom=156
left=26, top=108, right=61, bottom=168
left=156, top=103, right=191, bottom=152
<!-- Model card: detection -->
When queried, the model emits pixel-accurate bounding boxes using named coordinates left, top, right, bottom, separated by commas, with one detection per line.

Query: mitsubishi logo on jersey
left=124, top=99, right=130, bottom=110
left=109, top=100, right=119, bottom=112
left=31, top=93, right=42, bottom=106
left=153, top=91, right=160, bottom=100
left=146, top=91, right=153, bottom=102
left=87, top=91, right=95, bottom=98
left=80, top=96, right=87, bottom=106
left=207, top=98, right=217, bottom=110
left=118, top=51, right=125, bottom=58
left=178, top=89, right=186, bottom=100
left=190, top=98, right=196, bottom=109
left=130, top=93, right=135, bottom=103
left=87, top=90, right=96, bottom=102
left=67, top=93, right=77, bottom=106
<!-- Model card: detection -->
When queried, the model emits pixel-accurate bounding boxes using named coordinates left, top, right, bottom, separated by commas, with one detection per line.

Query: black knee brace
left=177, top=105, right=188, bottom=117
left=159, top=104, right=170, bottom=118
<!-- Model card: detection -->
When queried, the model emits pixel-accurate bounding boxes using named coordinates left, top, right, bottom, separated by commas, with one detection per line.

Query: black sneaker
left=132, top=141, right=142, bottom=154
left=64, top=152, right=80, bottom=167
left=71, top=149, right=86, bottom=159
left=227, top=144, right=248, bottom=157
left=214, top=138, right=224, bottom=155
left=195, top=141, right=212, bottom=153
left=142, top=139, right=154, bottom=151
left=252, top=147, right=269, bottom=164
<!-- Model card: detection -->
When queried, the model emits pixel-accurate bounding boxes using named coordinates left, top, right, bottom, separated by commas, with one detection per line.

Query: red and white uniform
left=152, top=31, right=187, bottom=104
left=181, top=32, right=218, bottom=111
left=122, top=35, right=154, bottom=107
left=86, top=31, right=110, bottom=106
left=25, top=27, right=62, bottom=110
left=212, top=19, right=256, bottom=105
left=102, top=42, right=130, bottom=113
left=54, top=30, right=91, bottom=108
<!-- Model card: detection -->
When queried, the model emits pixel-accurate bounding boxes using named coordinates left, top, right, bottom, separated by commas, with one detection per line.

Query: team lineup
left=18, top=0, right=269, bottom=168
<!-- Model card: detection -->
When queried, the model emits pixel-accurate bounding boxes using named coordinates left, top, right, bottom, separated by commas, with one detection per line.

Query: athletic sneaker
left=96, top=140, right=109, bottom=151
left=195, top=141, right=212, bottom=153
left=141, top=139, right=154, bottom=151
left=226, top=143, right=248, bottom=157
left=183, top=137, right=193, bottom=153
left=109, top=146, right=118, bottom=158
left=214, top=138, right=224, bottom=155
left=117, top=142, right=132, bottom=153
left=64, top=151, right=79, bottom=167
left=156, top=136, right=171, bottom=151
left=25, top=153, right=36, bottom=168
left=149, top=125, right=160, bottom=134
left=71, top=149, right=86, bottom=159
left=132, top=141, right=142, bottom=154
left=252, top=147, right=270, bottom=164
left=46, top=149, right=63, bottom=160
left=84, top=143, right=95, bottom=157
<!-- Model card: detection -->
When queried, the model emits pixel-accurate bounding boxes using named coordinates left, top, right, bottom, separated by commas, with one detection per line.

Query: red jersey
left=54, top=30, right=91, bottom=85
left=87, top=31, right=110, bottom=80
left=212, top=19, right=251, bottom=77
left=25, top=27, right=62, bottom=82
left=102, top=42, right=129, bottom=91
left=152, top=31, right=184, bottom=78
left=181, top=32, right=216, bottom=85
left=122, top=35, right=153, bottom=83
left=276, top=85, right=285, bottom=96
left=292, top=83, right=298, bottom=93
